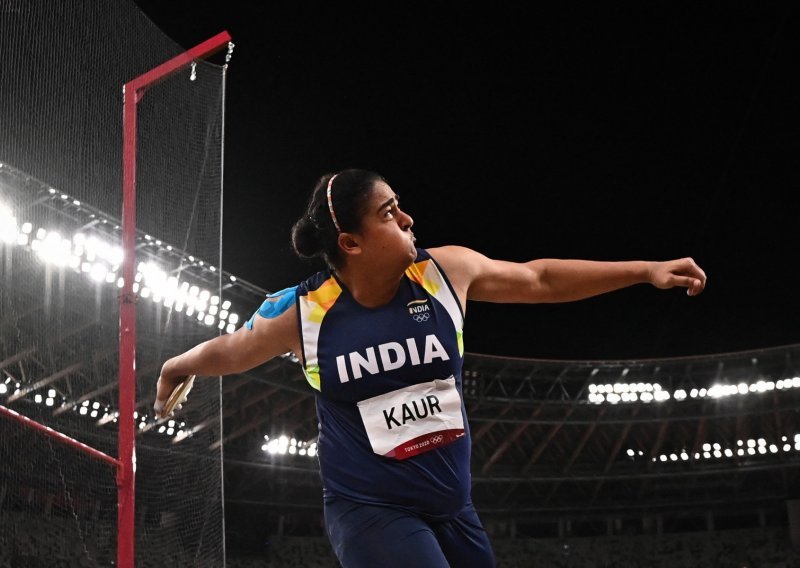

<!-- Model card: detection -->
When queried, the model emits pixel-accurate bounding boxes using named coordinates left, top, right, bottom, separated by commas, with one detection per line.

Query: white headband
left=326, top=173, right=341, bottom=233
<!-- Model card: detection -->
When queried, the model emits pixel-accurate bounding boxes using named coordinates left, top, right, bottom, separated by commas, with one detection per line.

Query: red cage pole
left=119, top=30, right=231, bottom=568
left=0, top=404, right=121, bottom=468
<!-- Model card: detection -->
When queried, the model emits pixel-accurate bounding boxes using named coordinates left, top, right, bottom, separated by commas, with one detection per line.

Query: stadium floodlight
left=0, top=203, right=18, bottom=243
left=90, top=263, right=108, bottom=282
left=654, top=390, right=670, bottom=402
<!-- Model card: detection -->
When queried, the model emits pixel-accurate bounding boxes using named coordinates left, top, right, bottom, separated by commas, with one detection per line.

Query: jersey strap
left=405, top=258, right=464, bottom=356
left=298, top=277, right=344, bottom=390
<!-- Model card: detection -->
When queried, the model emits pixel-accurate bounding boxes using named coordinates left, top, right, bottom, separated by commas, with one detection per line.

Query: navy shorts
left=324, top=495, right=496, bottom=568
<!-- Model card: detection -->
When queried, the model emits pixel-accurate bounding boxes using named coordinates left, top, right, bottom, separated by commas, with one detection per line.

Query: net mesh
left=1, top=2, right=231, bottom=566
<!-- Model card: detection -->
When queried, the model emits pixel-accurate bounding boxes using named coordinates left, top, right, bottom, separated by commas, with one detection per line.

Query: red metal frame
left=0, top=404, right=121, bottom=468
left=120, top=30, right=231, bottom=568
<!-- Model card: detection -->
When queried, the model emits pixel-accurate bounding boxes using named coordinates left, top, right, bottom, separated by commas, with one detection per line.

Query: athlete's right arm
left=155, top=304, right=299, bottom=402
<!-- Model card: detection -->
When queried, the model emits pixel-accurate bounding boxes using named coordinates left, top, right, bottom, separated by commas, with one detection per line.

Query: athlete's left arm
left=428, top=245, right=707, bottom=305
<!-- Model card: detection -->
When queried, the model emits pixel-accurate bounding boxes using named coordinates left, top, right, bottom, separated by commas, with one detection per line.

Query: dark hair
left=291, top=168, right=386, bottom=268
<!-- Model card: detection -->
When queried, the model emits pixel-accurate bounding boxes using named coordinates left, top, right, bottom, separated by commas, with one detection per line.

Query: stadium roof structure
left=3, top=161, right=800, bottom=541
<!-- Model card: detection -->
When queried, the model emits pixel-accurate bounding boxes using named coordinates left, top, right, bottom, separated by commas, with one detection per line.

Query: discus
left=158, top=374, right=195, bottom=419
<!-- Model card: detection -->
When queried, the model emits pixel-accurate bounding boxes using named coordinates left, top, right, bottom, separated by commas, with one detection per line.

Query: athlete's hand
left=649, top=257, right=707, bottom=297
left=153, top=366, right=186, bottom=419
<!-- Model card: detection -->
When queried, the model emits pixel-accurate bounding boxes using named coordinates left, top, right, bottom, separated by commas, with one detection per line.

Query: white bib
left=357, top=377, right=465, bottom=460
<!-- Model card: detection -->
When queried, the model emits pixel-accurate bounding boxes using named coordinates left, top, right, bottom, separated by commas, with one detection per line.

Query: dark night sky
left=131, top=2, right=798, bottom=361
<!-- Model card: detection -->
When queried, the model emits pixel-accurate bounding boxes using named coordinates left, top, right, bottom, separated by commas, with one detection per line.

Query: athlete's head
left=292, top=168, right=396, bottom=269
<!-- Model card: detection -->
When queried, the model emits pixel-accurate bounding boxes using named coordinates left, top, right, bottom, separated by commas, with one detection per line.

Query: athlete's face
left=355, top=181, right=417, bottom=268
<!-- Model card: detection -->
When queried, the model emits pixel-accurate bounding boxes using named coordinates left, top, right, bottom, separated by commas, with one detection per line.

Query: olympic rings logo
left=412, top=312, right=431, bottom=323
left=430, top=435, right=444, bottom=444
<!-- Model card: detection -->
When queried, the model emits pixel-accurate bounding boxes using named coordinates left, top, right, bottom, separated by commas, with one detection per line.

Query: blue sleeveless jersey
left=295, top=248, right=470, bottom=519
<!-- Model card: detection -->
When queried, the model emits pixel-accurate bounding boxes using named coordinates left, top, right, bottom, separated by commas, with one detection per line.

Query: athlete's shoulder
left=245, top=267, right=332, bottom=330
left=245, top=285, right=298, bottom=330
left=427, top=245, right=490, bottom=269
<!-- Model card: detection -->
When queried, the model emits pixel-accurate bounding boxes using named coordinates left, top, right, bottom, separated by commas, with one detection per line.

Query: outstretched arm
left=154, top=305, right=299, bottom=408
left=429, top=246, right=707, bottom=306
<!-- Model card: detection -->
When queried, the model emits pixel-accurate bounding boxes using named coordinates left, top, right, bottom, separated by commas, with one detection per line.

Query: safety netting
left=0, top=1, right=233, bottom=566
